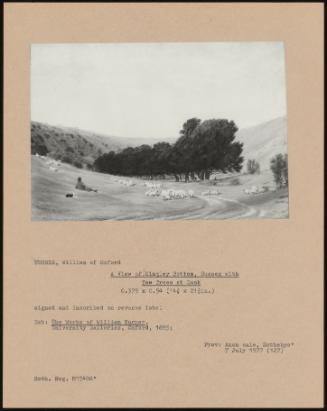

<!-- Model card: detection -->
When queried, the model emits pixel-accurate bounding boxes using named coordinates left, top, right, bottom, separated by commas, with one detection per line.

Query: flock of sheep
left=201, top=188, right=221, bottom=196
left=109, top=178, right=229, bottom=200
left=243, top=185, right=270, bottom=195
left=35, top=154, right=272, bottom=200
left=109, top=177, right=196, bottom=201
left=110, top=176, right=271, bottom=200
left=150, top=188, right=195, bottom=200
left=113, top=178, right=136, bottom=187
left=142, top=182, right=224, bottom=201
left=143, top=181, right=196, bottom=200
left=111, top=178, right=195, bottom=200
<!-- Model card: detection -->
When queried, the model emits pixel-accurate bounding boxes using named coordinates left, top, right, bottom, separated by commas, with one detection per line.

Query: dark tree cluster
left=94, top=118, right=244, bottom=181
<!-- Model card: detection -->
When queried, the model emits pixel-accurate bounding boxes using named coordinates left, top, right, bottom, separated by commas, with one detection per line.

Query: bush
left=247, top=159, right=260, bottom=174
left=31, top=142, right=48, bottom=156
left=73, top=160, right=83, bottom=169
left=61, top=155, right=73, bottom=164
left=270, top=153, right=288, bottom=188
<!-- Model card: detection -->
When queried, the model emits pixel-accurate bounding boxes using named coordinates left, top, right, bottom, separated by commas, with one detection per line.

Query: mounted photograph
left=31, top=42, right=289, bottom=221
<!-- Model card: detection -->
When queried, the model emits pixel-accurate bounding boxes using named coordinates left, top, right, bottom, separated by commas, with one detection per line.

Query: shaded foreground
left=32, top=156, right=289, bottom=221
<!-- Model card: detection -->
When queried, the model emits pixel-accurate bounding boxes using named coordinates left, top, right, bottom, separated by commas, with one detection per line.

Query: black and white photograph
left=5, top=3, right=324, bottom=408
left=31, top=42, right=289, bottom=221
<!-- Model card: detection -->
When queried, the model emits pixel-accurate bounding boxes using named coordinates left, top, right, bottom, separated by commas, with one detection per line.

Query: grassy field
left=31, top=156, right=289, bottom=221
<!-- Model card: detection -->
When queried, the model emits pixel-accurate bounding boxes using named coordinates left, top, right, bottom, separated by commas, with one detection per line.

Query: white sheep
left=160, top=189, right=172, bottom=200
left=145, top=182, right=162, bottom=189
left=125, top=180, right=136, bottom=187
left=161, top=189, right=189, bottom=200
left=201, top=189, right=221, bottom=196
left=145, top=189, right=161, bottom=197
left=250, top=185, right=259, bottom=194
left=176, top=190, right=187, bottom=199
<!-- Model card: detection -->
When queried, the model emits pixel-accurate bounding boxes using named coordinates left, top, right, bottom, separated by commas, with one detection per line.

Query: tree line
left=94, top=118, right=244, bottom=181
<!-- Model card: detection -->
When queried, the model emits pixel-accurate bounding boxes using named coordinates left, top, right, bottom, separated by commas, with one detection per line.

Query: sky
left=31, top=42, right=287, bottom=139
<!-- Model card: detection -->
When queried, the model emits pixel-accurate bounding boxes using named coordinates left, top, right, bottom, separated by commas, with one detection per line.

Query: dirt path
left=157, top=194, right=262, bottom=220
left=186, top=195, right=260, bottom=220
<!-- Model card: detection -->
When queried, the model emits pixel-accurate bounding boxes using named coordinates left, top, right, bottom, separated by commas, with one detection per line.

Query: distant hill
left=31, top=121, right=174, bottom=168
left=236, top=116, right=287, bottom=170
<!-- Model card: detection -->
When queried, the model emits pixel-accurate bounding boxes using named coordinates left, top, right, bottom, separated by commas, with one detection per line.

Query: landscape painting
left=31, top=42, right=289, bottom=221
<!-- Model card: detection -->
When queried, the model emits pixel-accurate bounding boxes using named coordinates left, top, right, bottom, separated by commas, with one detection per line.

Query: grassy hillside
left=31, top=122, right=126, bottom=168
left=31, top=121, right=175, bottom=168
left=236, top=116, right=287, bottom=170
left=31, top=116, right=287, bottom=171
left=32, top=155, right=288, bottom=221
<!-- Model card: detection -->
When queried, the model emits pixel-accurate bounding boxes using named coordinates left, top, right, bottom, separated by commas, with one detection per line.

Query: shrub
left=61, top=155, right=73, bottom=164
left=247, top=159, right=260, bottom=174
left=73, top=160, right=83, bottom=169
left=32, top=145, right=48, bottom=156
left=270, top=153, right=288, bottom=188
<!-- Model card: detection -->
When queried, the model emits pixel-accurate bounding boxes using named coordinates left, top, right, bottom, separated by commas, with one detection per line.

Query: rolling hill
left=236, top=116, right=287, bottom=170
left=31, top=116, right=287, bottom=170
left=31, top=122, right=121, bottom=168
left=31, top=121, right=175, bottom=168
